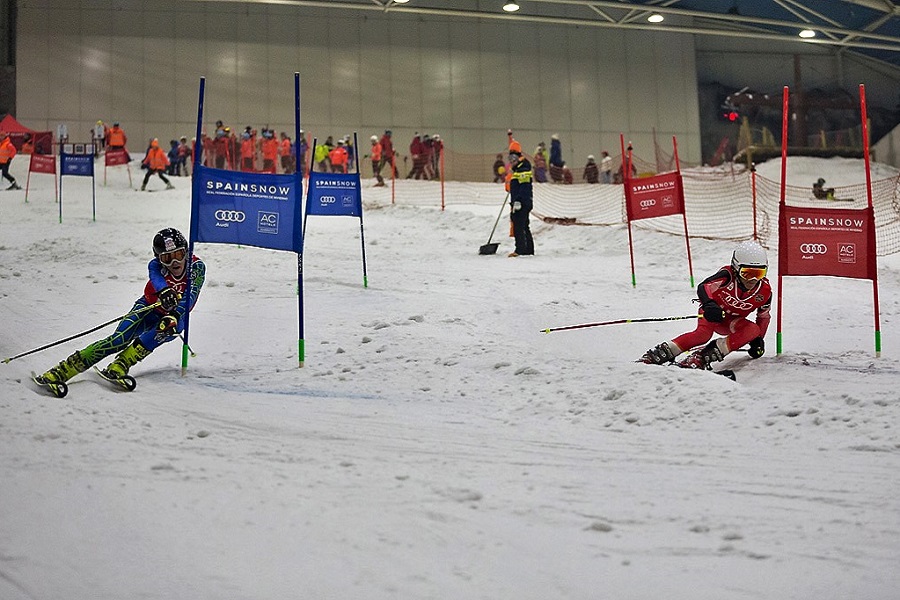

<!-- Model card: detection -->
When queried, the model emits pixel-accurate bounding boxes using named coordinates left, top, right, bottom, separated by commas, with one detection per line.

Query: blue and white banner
left=60, top=153, right=94, bottom=177
left=192, top=165, right=303, bottom=253
left=306, top=171, right=362, bottom=217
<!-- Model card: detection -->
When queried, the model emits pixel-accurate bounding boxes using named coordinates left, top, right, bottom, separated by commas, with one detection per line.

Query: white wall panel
left=15, top=1, right=705, bottom=166
left=420, top=19, right=452, bottom=135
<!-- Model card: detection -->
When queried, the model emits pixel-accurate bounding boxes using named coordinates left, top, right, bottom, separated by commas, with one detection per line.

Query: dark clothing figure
left=508, top=149, right=534, bottom=257
left=812, top=178, right=835, bottom=200
left=492, top=154, right=506, bottom=183
left=583, top=157, right=599, bottom=183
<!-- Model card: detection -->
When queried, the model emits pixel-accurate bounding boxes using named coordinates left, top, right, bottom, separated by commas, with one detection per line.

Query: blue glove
left=702, top=300, right=724, bottom=323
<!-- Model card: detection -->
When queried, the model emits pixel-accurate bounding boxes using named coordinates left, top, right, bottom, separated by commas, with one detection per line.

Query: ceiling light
left=648, top=13, right=664, bottom=23
left=799, top=29, right=816, bottom=38
left=503, top=2, right=520, bottom=11
left=393, top=0, right=410, bottom=3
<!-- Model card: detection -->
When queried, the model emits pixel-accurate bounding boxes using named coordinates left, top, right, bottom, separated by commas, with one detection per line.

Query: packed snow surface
left=1, top=156, right=899, bottom=599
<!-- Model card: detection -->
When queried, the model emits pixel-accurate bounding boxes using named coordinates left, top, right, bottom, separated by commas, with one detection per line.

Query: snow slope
left=1, top=156, right=899, bottom=600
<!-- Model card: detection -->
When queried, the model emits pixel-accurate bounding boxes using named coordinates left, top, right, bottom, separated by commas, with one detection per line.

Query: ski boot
left=7, top=182, right=22, bottom=190
left=99, top=341, right=151, bottom=391
left=678, top=339, right=725, bottom=370
left=104, top=341, right=151, bottom=378
left=35, top=351, right=88, bottom=397
left=165, top=182, right=175, bottom=190
left=638, top=341, right=678, bottom=365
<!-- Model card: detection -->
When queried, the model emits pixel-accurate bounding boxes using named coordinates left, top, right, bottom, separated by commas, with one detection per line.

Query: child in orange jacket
left=141, top=139, right=175, bottom=191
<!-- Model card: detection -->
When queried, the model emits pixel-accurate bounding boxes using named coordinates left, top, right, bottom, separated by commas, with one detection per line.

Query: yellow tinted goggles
left=739, top=266, right=767, bottom=280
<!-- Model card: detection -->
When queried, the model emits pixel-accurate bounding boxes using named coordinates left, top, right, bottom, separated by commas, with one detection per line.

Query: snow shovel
left=479, top=193, right=509, bottom=255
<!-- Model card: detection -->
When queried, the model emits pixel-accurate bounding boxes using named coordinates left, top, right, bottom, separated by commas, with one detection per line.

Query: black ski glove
left=748, top=336, right=765, bottom=359
left=701, top=300, right=724, bottom=323
left=158, top=287, right=180, bottom=312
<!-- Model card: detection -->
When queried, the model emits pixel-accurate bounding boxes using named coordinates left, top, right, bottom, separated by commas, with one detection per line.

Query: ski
left=93, top=366, right=137, bottom=392
left=31, top=371, right=68, bottom=398
left=715, top=369, right=736, bottom=381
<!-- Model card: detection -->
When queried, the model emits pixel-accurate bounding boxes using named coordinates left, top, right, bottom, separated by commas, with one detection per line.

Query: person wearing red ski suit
left=670, top=264, right=772, bottom=356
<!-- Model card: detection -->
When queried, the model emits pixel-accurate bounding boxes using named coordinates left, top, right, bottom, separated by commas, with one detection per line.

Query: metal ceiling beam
left=184, top=0, right=900, bottom=54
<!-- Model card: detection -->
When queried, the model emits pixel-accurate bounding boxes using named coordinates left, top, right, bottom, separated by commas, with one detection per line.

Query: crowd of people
left=494, top=135, right=615, bottom=185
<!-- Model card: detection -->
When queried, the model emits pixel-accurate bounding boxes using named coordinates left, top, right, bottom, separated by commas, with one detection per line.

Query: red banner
left=778, top=204, right=876, bottom=280
left=29, top=153, right=56, bottom=174
left=105, top=149, right=129, bottom=166
left=625, top=171, right=684, bottom=222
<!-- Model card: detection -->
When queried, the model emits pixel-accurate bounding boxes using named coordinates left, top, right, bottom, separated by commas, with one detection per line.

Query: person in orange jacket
left=279, top=132, right=293, bottom=174
left=329, top=139, right=349, bottom=174
left=239, top=131, right=256, bottom=171
left=261, top=130, right=279, bottom=173
left=141, top=139, right=174, bottom=191
left=369, top=135, right=385, bottom=186
left=106, top=121, right=129, bottom=161
left=0, top=131, right=21, bottom=190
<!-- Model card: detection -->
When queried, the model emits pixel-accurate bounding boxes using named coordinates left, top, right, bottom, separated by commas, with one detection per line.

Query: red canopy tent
left=0, top=114, right=54, bottom=154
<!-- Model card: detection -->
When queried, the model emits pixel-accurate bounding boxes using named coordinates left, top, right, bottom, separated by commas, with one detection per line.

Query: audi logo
left=320, top=196, right=337, bottom=204
left=215, top=210, right=246, bottom=222
left=799, top=243, right=827, bottom=254
left=639, top=199, right=656, bottom=208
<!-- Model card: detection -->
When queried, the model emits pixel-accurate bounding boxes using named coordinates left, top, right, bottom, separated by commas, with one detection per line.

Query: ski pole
left=3, top=301, right=163, bottom=363
left=541, top=314, right=698, bottom=334
left=177, top=333, right=196, bottom=357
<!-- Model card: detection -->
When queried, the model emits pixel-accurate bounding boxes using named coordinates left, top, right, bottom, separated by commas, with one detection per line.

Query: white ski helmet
left=731, top=240, right=767, bottom=274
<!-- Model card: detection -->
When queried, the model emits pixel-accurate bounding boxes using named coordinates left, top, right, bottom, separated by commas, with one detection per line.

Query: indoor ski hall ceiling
left=188, top=0, right=900, bottom=70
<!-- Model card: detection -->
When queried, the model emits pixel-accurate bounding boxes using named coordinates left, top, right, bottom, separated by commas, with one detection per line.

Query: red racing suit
left=671, top=265, right=772, bottom=355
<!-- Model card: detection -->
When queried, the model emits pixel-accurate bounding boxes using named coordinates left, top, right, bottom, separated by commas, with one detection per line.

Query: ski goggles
left=159, top=248, right=186, bottom=265
left=738, top=266, right=767, bottom=280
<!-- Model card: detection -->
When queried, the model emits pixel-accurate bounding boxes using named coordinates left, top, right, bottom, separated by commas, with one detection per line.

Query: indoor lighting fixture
left=799, top=29, right=816, bottom=38
left=393, top=0, right=410, bottom=3
left=503, top=2, right=520, bottom=12
left=648, top=13, right=664, bottom=23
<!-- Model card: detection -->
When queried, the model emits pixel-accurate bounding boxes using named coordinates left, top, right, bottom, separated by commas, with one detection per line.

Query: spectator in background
left=812, top=177, right=835, bottom=200
left=600, top=150, right=612, bottom=184
left=213, top=126, right=229, bottom=169
left=0, top=131, right=22, bottom=190
left=261, top=129, right=278, bottom=173
left=343, top=135, right=355, bottom=167
left=329, top=139, right=349, bottom=174
left=21, top=134, right=34, bottom=155
left=492, top=153, right=506, bottom=183
left=297, top=130, right=308, bottom=175
left=562, top=163, right=573, bottom=184
left=549, top=134, right=563, bottom=182
left=167, top=140, right=181, bottom=176
left=379, top=130, right=395, bottom=178
left=279, top=132, right=294, bottom=174
left=178, top=136, right=191, bottom=176
left=57, top=123, right=69, bottom=144
left=93, top=120, right=108, bottom=157
left=533, top=142, right=548, bottom=183
left=141, top=139, right=175, bottom=191
left=369, top=135, right=385, bottom=186
left=583, top=155, right=599, bottom=184
left=407, top=133, right=426, bottom=179
left=431, top=134, right=443, bottom=180
left=107, top=121, right=129, bottom=161
left=240, top=131, right=255, bottom=171
left=313, top=137, right=330, bottom=172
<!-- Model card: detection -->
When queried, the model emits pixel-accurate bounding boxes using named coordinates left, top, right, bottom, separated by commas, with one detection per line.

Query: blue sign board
left=60, top=153, right=94, bottom=176
left=306, top=171, right=362, bottom=217
left=192, top=165, right=303, bottom=253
